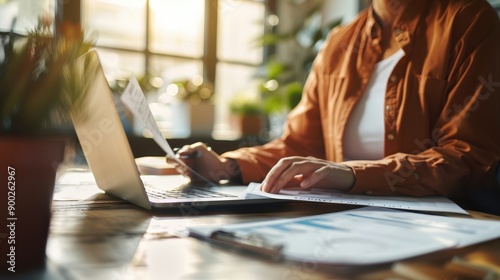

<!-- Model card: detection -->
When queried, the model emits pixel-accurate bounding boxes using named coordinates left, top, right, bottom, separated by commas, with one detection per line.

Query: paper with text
left=245, top=183, right=468, bottom=214
left=189, top=206, right=500, bottom=265
left=120, top=77, right=175, bottom=157
left=120, top=78, right=211, bottom=183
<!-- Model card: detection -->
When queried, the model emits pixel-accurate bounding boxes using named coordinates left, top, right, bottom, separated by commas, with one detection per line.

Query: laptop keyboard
left=145, top=186, right=237, bottom=200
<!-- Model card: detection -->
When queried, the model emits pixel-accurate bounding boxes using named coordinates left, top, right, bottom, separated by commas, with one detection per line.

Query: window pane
left=83, top=0, right=146, bottom=50
left=149, top=0, right=205, bottom=57
left=218, top=0, right=265, bottom=64
left=147, top=56, right=203, bottom=138
left=213, top=62, right=260, bottom=138
left=1, top=0, right=52, bottom=33
left=94, top=48, right=145, bottom=83
left=149, top=55, right=202, bottom=85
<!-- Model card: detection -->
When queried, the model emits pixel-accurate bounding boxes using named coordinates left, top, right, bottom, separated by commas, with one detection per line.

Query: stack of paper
left=189, top=207, right=500, bottom=265
left=244, top=183, right=468, bottom=214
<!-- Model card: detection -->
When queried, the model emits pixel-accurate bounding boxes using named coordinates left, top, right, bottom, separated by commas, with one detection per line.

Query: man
left=173, top=0, right=500, bottom=210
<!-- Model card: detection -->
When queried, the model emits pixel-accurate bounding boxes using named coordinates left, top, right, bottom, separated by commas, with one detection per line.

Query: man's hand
left=167, top=142, right=241, bottom=184
left=260, top=156, right=355, bottom=193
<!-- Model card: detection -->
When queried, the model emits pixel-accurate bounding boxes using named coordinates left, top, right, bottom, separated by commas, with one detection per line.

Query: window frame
left=72, top=0, right=273, bottom=86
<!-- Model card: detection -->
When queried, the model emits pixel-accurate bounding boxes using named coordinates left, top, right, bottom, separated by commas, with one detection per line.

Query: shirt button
left=389, top=75, right=397, bottom=82
left=385, top=105, right=392, bottom=111
left=387, top=134, right=395, bottom=141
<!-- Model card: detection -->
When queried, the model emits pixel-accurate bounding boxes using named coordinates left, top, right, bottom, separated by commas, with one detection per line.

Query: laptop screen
left=66, top=50, right=151, bottom=210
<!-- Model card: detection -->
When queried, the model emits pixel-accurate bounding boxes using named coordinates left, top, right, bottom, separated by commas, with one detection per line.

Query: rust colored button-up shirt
left=223, top=0, right=500, bottom=201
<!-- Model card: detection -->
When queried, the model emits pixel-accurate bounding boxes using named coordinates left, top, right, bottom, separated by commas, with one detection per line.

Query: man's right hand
left=167, top=142, right=242, bottom=184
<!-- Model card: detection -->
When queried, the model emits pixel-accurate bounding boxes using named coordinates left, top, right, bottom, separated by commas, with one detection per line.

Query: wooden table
left=9, top=170, right=500, bottom=280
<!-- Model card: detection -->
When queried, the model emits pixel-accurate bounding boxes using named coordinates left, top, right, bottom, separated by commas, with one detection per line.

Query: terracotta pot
left=0, top=136, right=65, bottom=273
left=230, top=114, right=266, bottom=136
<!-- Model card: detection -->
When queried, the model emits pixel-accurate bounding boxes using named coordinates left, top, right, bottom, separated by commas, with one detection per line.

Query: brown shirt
left=223, top=0, right=500, bottom=201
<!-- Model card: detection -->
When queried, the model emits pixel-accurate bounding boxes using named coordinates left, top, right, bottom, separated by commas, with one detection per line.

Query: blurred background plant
left=0, top=15, right=95, bottom=134
left=167, top=76, right=214, bottom=105
left=229, top=92, right=263, bottom=117
left=256, top=0, right=342, bottom=116
left=228, top=91, right=266, bottom=136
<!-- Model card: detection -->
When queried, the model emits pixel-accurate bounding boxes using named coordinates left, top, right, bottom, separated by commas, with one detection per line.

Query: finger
left=261, top=158, right=294, bottom=192
left=175, top=164, right=189, bottom=177
left=299, top=167, right=327, bottom=189
left=166, top=155, right=178, bottom=165
left=178, top=143, right=215, bottom=161
left=262, top=157, right=310, bottom=192
left=189, top=142, right=210, bottom=152
left=176, top=144, right=194, bottom=154
left=177, top=143, right=228, bottom=184
left=175, top=144, right=207, bottom=166
left=172, top=144, right=205, bottom=180
left=268, top=161, right=306, bottom=193
left=269, top=161, right=318, bottom=193
left=300, top=164, right=355, bottom=191
left=175, top=142, right=207, bottom=156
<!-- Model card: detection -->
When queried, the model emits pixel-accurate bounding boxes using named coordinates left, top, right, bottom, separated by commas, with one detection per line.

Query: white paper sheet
left=245, top=182, right=468, bottom=214
left=189, top=207, right=500, bottom=265
left=120, top=77, right=175, bottom=157
left=120, top=78, right=210, bottom=182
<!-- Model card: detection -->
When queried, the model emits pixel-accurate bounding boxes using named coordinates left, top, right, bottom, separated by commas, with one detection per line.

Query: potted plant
left=168, top=76, right=215, bottom=137
left=0, top=16, right=94, bottom=272
left=258, top=60, right=304, bottom=114
left=229, top=93, right=266, bottom=136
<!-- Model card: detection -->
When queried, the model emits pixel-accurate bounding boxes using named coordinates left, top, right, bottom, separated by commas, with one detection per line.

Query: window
left=82, top=0, right=269, bottom=139
left=0, top=0, right=52, bottom=33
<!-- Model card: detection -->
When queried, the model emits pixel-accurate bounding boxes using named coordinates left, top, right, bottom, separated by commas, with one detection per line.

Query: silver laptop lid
left=66, top=50, right=151, bottom=210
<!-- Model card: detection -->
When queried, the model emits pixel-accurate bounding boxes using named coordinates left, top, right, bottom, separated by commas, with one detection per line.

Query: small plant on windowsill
left=169, top=76, right=215, bottom=105
left=229, top=93, right=266, bottom=136
left=167, top=76, right=216, bottom=137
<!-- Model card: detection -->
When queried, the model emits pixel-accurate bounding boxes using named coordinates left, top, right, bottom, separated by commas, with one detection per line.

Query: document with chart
left=244, top=183, right=468, bottom=214
left=188, top=207, right=500, bottom=265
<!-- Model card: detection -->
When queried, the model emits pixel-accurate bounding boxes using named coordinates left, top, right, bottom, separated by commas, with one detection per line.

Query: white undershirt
left=343, top=49, right=404, bottom=161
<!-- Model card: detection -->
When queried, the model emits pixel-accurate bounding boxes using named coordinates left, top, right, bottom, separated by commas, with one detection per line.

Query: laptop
left=68, top=50, right=272, bottom=210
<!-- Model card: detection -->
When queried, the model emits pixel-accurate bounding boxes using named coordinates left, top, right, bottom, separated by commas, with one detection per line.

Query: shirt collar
left=365, top=0, right=432, bottom=50
left=365, top=6, right=380, bottom=40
